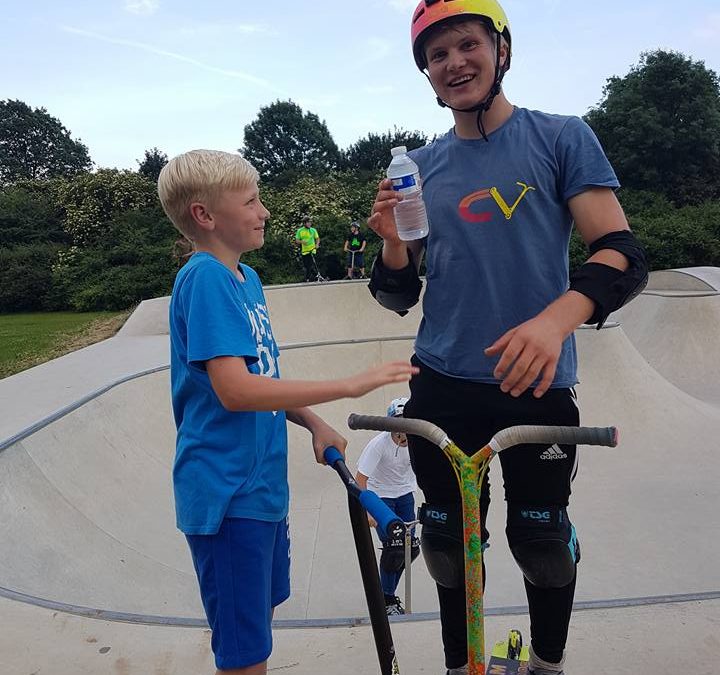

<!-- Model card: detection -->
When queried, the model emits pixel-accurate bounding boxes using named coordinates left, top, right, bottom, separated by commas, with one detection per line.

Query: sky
left=2, top=0, right=720, bottom=171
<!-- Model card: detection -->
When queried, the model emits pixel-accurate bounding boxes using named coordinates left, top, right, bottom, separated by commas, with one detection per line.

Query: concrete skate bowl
left=645, top=267, right=720, bottom=292
left=614, top=268, right=720, bottom=406
left=1, top=280, right=720, bottom=632
left=0, top=337, right=448, bottom=626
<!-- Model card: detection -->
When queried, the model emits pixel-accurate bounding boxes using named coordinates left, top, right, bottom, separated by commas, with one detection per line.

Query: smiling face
left=204, top=184, right=270, bottom=255
left=424, top=19, right=507, bottom=110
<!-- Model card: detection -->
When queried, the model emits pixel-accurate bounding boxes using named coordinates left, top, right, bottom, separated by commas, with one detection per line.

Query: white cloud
left=124, top=0, right=159, bottom=16
left=694, top=13, right=720, bottom=40
left=60, top=25, right=286, bottom=94
left=358, top=37, right=393, bottom=65
left=296, top=94, right=342, bottom=110
left=174, top=22, right=276, bottom=38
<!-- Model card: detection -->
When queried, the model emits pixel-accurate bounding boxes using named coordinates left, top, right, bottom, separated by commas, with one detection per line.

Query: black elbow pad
left=368, top=249, right=423, bottom=316
left=569, top=230, right=649, bottom=328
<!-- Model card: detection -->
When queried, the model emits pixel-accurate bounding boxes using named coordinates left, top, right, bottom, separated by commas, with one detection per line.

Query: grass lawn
left=0, top=311, right=130, bottom=379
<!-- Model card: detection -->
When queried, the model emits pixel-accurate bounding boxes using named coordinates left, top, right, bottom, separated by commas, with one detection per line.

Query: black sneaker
left=384, top=594, right=405, bottom=616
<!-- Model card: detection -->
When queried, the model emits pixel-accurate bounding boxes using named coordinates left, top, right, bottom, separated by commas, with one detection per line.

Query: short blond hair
left=158, top=150, right=259, bottom=238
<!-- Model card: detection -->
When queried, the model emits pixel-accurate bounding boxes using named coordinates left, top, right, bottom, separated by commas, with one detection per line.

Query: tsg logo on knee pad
left=418, top=503, right=465, bottom=589
left=427, top=509, right=448, bottom=522
left=520, top=509, right=551, bottom=522
left=506, top=504, right=580, bottom=589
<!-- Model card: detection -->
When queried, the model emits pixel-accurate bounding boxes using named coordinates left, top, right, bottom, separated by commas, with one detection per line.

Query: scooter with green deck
left=347, top=414, right=618, bottom=675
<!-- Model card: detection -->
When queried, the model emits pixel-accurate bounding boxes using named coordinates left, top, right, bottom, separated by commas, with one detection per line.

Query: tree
left=137, top=147, right=168, bottom=182
left=585, top=50, right=720, bottom=206
left=54, top=169, right=159, bottom=247
left=240, top=100, right=341, bottom=182
left=53, top=205, right=178, bottom=311
left=0, top=244, right=65, bottom=312
left=343, top=127, right=429, bottom=173
left=0, top=99, right=92, bottom=184
left=0, top=180, right=66, bottom=246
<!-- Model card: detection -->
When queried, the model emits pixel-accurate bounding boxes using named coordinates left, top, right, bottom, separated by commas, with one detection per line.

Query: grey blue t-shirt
left=408, top=107, right=619, bottom=387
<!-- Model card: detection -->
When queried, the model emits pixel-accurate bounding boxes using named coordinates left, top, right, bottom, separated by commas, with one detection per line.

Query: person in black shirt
left=343, top=221, right=367, bottom=279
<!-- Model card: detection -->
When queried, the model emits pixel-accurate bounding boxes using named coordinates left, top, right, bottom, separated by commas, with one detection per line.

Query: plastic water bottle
left=386, top=146, right=429, bottom=241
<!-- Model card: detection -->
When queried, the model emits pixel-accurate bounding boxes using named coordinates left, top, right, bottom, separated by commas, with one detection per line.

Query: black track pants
left=301, top=253, right=315, bottom=281
left=403, top=356, right=580, bottom=668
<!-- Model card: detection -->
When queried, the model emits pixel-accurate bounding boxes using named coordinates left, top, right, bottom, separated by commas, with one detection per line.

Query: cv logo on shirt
left=458, top=181, right=536, bottom=223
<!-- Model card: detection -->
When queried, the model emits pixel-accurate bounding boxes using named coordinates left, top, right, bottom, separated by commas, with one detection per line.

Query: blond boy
left=158, top=150, right=416, bottom=675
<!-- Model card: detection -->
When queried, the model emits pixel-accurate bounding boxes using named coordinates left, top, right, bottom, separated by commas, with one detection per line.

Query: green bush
left=3, top=169, right=718, bottom=314
left=54, top=169, right=159, bottom=247
left=630, top=200, right=720, bottom=270
left=55, top=206, right=178, bottom=311
left=569, top=193, right=720, bottom=273
left=0, top=181, right=66, bottom=246
left=0, top=244, right=66, bottom=312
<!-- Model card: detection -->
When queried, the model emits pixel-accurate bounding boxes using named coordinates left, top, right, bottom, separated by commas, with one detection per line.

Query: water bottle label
left=390, top=174, right=418, bottom=191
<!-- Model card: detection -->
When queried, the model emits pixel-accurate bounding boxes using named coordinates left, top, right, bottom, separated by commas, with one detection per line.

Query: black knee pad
left=379, top=535, right=420, bottom=573
left=418, top=503, right=465, bottom=589
left=506, top=504, right=580, bottom=588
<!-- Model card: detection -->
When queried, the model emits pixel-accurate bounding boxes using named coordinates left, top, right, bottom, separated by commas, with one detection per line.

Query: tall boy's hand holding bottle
left=369, top=178, right=404, bottom=245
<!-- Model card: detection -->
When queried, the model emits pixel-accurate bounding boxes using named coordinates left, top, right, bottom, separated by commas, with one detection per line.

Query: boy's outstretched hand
left=346, top=361, right=419, bottom=398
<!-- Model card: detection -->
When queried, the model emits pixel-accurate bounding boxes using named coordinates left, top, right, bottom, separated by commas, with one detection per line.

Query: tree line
left=1, top=49, right=719, bottom=313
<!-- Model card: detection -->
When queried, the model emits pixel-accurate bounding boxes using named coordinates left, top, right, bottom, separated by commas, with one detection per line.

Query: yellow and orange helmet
left=410, top=0, right=511, bottom=71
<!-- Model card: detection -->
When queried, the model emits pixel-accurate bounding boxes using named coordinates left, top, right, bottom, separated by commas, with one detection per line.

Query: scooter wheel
left=507, top=629, right=523, bottom=660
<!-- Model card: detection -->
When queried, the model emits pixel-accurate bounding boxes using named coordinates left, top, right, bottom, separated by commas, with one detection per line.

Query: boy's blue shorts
left=186, top=516, right=291, bottom=670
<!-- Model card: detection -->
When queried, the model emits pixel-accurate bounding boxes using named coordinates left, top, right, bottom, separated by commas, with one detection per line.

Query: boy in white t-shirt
left=356, top=397, right=419, bottom=615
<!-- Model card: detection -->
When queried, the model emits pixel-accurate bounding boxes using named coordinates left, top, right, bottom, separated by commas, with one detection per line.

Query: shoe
left=384, top=595, right=405, bottom=616
left=528, top=646, right=565, bottom=674
left=445, top=666, right=468, bottom=675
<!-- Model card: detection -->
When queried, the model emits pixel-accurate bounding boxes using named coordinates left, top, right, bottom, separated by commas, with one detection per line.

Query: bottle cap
left=390, top=146, right=408, bottom=156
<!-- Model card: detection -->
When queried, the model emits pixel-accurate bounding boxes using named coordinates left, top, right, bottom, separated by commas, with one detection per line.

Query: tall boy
left=158, top=150, right=417, bottom=675
left=367, top=2, right=648, bottom=673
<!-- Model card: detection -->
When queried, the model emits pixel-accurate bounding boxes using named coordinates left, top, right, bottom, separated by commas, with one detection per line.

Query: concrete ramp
left=614, top=289, right=720, bottom=405
left=646, top=266, right=720, bottom=291
left=115, top=278, right=425, bottom=343
left=0, top=339, right=443, bottom=622
left=1, top=278, right=719, bottom=674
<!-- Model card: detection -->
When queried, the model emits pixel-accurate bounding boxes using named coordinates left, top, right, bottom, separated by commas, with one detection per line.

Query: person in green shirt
left=295, top=216, right=321, bottom=282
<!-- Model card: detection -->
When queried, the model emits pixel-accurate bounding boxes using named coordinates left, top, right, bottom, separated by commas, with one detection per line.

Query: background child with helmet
left=343, top=221, right=367, bottom=279
left=355, top=397, right=419, bottom=616
left=367, top=1, right=648, bottom=673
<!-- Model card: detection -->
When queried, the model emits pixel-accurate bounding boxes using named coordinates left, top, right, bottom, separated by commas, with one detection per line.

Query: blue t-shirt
left=169, top=252, right=288, bottom=535
left=409, top=107, right=619, bottom=387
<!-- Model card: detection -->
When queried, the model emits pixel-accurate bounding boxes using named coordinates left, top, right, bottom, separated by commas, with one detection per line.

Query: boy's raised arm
left=206, top=356, right=417, bottom=412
